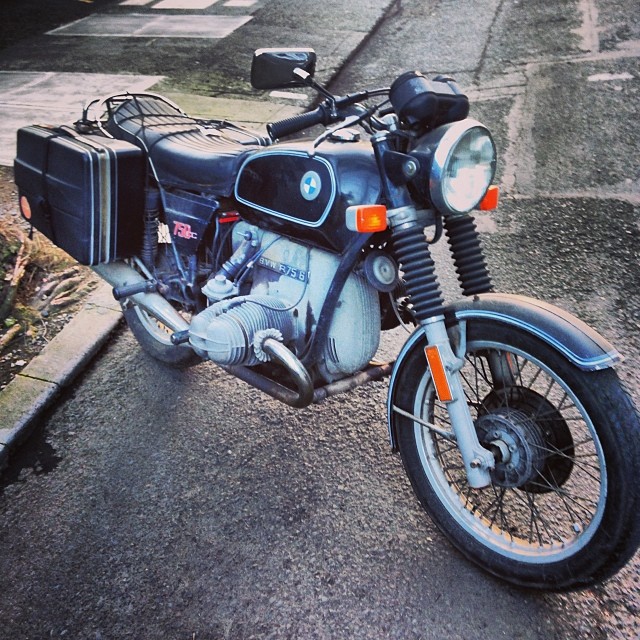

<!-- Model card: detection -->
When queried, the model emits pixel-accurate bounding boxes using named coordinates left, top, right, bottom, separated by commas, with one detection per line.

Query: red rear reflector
left=479, top=185, right=499, bottom=211
left=345, top=204, right=387, bottom=233
left=424, top=345, right=454, bottom=403
left=19, top=196, right=32, bottom=220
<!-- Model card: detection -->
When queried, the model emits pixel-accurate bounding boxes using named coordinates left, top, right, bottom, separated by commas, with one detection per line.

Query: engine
left=189, top=221, right=381, bottom=383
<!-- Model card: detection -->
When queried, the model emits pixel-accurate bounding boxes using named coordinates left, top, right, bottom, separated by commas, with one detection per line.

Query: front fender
left=386, top=292, right=621, bottom=448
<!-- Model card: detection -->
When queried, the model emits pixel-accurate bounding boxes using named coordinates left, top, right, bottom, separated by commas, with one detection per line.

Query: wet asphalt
left=1, top=0, right=640, bottom=638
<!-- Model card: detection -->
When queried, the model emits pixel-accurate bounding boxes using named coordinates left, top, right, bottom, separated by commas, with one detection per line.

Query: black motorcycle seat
left=106, top=94, right=265, bottom=196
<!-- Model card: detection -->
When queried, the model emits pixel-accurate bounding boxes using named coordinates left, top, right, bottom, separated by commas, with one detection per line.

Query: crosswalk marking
left=152, top=0, right=219, bottom=8
left=47, top=14, right=252, bottom=38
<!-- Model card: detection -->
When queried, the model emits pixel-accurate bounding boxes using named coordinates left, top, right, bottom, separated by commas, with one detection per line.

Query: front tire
left=391, top=320, right=640, bottom=590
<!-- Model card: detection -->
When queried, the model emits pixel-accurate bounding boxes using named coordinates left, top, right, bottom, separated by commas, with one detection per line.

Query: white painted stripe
left=153, top=0, right=219, bottom=8
left=47, top=14, right=252, bottom=38
left=575, top=0, right=599, bottom=54
left=587, top=72, right=634, bottom=82
left=269, top=90, right=308, bottom=101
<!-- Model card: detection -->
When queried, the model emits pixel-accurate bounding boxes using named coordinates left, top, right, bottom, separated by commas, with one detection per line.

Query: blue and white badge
left=300, top=170, right=322, bottom=201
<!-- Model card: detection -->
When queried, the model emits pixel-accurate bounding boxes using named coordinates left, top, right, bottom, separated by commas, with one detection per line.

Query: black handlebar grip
left=267, top=106, right=330, bottom=140
left=112, top=280, right=157, bottom=301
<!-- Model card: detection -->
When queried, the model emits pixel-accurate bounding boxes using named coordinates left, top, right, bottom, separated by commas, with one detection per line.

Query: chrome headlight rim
left=429, top=118, right=496, bottom=215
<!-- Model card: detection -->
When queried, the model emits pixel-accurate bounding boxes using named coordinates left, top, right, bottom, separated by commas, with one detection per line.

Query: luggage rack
left=76, top=92, right=190, bottom=138
left=75, top=92, right=269, bottom=147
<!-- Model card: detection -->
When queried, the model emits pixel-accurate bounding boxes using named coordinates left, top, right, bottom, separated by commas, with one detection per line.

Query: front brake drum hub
left=475, top=408, right=547, bottom=488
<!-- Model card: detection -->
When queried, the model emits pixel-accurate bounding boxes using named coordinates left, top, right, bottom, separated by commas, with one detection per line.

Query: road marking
left=587, top=72, right=634, bottom=82
left=269, top=90, right=308, bottom=101
left=153, top=0, right=219, bottom=8
left=47, top=14, right=252, bottom=38
left=574, top=0, right=599, bottom=54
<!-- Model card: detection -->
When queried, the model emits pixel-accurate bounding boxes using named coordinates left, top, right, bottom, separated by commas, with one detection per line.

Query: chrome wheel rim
left=413, top=339, right=607, bottom=563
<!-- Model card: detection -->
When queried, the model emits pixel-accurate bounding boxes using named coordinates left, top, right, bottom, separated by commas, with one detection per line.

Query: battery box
left=14, top=125, right=146, bottom=265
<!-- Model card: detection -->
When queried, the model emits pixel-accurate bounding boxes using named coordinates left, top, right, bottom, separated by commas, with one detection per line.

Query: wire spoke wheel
left=392, top=320, right=640, bottom=590
left=421, top=347, right=603, bottom=558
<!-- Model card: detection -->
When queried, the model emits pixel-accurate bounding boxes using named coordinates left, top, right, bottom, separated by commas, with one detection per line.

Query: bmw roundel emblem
left=300, top=170, right=322, bottom=201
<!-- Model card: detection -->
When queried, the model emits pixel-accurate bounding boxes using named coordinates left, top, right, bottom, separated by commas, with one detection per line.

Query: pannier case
left=14, top=125, right=146, bottom=265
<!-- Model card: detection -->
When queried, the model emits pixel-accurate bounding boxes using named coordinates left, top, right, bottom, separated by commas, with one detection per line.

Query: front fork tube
left=387, top=205, right=494, bottom=488
left=422, top=318, right=494, bottom=488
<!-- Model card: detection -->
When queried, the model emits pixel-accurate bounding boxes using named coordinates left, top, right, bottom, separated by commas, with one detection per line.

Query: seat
left=106, top=95, right=265, bottom=196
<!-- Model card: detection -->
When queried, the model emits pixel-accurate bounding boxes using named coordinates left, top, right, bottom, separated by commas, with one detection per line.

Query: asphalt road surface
left=1, top=0, right=639, bottom=638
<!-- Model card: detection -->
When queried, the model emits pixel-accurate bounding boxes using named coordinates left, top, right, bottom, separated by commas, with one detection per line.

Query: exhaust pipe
left=223, top=337, right=314, bottom=408
left=224, top=342, right=393, bottom=409
left=92, top=262, right=189, bottom=333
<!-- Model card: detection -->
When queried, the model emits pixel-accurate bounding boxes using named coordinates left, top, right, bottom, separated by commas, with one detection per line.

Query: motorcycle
left=14, top=48, right=640, bottom=590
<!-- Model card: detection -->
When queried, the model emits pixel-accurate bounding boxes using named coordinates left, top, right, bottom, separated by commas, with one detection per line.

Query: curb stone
left=0, top=282, right=122, bottom=471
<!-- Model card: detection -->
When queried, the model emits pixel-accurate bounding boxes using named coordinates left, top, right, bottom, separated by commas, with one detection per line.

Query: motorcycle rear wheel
left=123, top=303, right=201, bottom=369
left=392, top=320, right=640, bottom=590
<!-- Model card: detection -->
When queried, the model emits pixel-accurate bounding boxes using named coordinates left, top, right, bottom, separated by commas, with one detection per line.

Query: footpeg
left=112, top=280, right=158, bottom=300
left=170, top=330, right=190, bottom=345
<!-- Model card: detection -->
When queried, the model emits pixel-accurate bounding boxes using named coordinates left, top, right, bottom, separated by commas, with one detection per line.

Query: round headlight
left=429, top=120, right=496, bottom=214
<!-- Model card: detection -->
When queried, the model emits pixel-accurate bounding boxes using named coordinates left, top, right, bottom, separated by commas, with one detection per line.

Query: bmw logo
left=300, top=170, right=322, bottom=201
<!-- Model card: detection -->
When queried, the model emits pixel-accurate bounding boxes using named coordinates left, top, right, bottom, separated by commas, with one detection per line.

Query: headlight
left=428, top=119, right=496, bottom=214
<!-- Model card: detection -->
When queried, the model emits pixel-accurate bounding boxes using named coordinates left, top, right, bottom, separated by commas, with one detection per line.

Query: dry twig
left=0, top=232, right=30, bottom=324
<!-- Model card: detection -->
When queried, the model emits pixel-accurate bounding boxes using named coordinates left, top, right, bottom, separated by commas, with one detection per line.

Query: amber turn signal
left=478, top=185, right=499, bottom=211
left=345, top=204, right=388, bottom=233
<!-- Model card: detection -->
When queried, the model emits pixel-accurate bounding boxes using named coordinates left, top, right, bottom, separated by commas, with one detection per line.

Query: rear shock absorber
left=141, top=187, right=160, bottom=268
left=443, top=214, right=493, bottom=296
left=391, top=220, right=446, bottom=323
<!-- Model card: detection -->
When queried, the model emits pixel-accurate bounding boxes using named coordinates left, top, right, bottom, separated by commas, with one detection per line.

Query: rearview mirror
left=251, top=48, right=317, bottom=90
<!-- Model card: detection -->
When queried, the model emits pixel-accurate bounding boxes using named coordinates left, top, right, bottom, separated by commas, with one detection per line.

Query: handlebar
left=267, top=105, right=333, bottom=140
left=266, top=90, right=390, bottom=140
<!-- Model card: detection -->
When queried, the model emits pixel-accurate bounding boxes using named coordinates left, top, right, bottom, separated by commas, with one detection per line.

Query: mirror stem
left=293, top=68, right=336, bottom=106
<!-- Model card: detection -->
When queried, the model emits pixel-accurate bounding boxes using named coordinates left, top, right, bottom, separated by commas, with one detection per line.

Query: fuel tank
left=234, top=139, right=382, bottom=252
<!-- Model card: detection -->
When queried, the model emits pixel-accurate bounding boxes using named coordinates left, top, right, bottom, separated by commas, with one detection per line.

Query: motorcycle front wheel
left=391, top=320, right=640, bottom=590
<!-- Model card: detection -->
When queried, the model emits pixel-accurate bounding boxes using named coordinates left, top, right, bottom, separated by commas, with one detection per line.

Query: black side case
left=14, top=125, right=145, bottom=265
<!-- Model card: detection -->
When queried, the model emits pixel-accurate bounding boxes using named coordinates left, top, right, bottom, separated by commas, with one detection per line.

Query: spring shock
left=141, top=187, right=160, bottom=268
left=443, top=214, right=493, bottom=296
left=391, top=222, right=446, bottom=323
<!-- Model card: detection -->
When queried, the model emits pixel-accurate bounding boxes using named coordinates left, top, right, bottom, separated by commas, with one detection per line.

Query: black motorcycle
left=14, top=48, right=640, bottom=590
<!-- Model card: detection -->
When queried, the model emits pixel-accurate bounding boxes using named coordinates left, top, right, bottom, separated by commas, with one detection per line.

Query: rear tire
left=391, top=320, right=640, bottom=590
left=123, top=303, right=201, bottom=369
